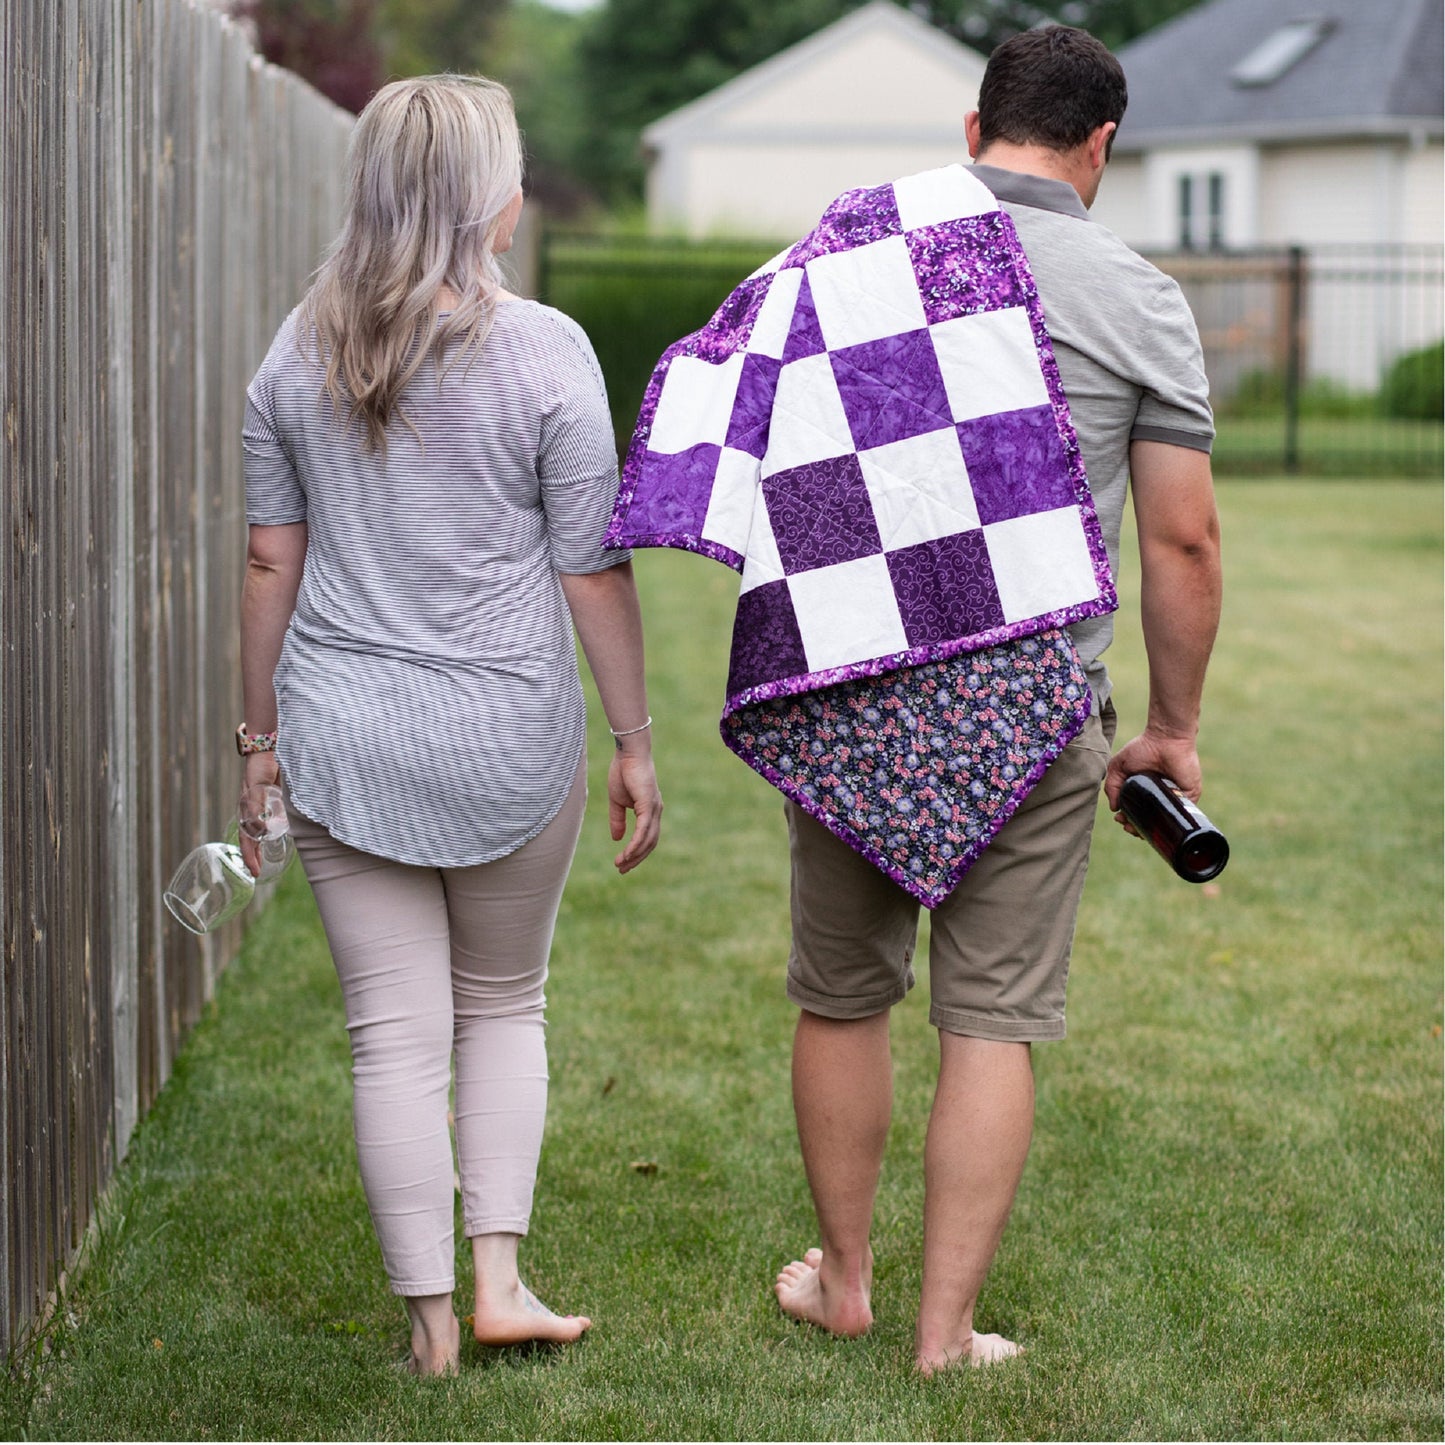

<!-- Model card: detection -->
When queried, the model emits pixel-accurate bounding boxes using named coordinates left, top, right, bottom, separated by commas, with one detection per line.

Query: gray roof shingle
left=1113, top=0, right=1443, bottom=149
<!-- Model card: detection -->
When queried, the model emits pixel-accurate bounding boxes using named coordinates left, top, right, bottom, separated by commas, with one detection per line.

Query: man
left=771, top=25, right=1221, bottom=1372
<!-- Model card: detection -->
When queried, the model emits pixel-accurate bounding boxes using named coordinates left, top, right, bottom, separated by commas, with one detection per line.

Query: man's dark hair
left=976, top=25, right=1127, bottom=154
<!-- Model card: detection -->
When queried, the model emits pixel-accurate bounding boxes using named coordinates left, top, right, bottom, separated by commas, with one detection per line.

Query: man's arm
left=1104, top=439, right=1222, bottom=816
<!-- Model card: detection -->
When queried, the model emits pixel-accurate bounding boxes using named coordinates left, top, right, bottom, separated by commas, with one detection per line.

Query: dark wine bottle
left=1118, top=773, right=1229, bottom=883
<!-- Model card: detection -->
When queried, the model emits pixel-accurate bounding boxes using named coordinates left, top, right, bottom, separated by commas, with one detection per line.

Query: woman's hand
left=238, top=752, right=282, bottom=877
left=607, top=747, right=662, bottom=874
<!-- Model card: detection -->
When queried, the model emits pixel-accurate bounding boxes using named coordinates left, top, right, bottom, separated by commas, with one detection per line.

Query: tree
left=377, top=0, right=511, bottom=78
left=575, top=0, right=1205, bottom=204
left=908, top=0, right=1203, bottom=54
left=231, top=0, right=386, bottom=113
left=577, top=0, right=860, bottom=203
left=230, top=0, right=511, bottom=113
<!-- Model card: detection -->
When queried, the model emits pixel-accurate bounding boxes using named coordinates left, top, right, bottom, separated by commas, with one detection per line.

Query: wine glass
left=163, top=840, right=256, bottom=934
left=162, top=786, right=294, bottom=935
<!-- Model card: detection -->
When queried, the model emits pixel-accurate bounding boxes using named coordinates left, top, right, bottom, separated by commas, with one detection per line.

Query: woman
left=237, top=74, right=661, bottom=1375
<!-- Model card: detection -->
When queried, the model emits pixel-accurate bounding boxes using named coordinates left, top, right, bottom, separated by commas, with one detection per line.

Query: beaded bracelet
left=609, top=715, right=652, bottom=748
left=235, top=723, right=279, bottom=757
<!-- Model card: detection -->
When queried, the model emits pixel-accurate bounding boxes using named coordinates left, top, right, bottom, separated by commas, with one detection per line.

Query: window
left=1230, top=18, right=1334, bottom=87
left=1178, top=171, right=1227, bottom=250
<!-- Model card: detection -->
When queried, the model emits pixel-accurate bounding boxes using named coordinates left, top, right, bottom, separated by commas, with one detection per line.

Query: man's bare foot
left=774, top=1246, right=873, bottom=1337
left=472, top=1281, right=591, bottom=1347
left=915, top=1329, right=1022, bottom=1375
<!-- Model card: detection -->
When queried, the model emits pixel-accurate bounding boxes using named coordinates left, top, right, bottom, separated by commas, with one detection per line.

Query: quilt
left=604, top=165, right=1117, bottom=904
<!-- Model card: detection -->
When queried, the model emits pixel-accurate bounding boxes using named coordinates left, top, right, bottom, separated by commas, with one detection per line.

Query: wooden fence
left=0, top=0, right=352, bottom=1356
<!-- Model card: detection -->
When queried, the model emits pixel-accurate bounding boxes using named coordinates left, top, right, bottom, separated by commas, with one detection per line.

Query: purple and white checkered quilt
left=605, top=166, right=1118, bottom=904
left=605, top=164, right=1117, bottom=708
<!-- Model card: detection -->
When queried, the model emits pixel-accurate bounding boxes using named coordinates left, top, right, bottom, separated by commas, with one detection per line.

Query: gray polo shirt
left=971, top=163, right=1215, bottom=707
left=244, top=300, right=626, bottom=867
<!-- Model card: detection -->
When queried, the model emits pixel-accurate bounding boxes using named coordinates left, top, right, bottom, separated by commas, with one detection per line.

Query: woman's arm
left=239, top=521, right=308, bottom=871
left=558, top=560, right=663, bottom=874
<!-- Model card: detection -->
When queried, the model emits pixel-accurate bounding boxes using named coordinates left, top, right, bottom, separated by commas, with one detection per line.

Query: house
left=1093, top=0, right=1443, bottom=251
left=642, top=1, right=986, bottom=239
left=1089, top=0, right=1443, bottom=394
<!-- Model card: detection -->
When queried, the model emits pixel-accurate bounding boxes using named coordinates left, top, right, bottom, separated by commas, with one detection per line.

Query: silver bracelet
left=609, top=715, right=652, bottom=745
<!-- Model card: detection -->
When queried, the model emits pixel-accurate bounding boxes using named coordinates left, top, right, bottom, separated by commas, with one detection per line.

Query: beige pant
left=289, top=760, right=586, bottom=1296
left=786, top=702, right=1115, bottom=1042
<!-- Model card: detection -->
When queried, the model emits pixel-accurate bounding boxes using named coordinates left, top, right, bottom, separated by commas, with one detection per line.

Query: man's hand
left=1105, top=729, right=1201, bottom=834
left=607, top=750, right=662, bottom=873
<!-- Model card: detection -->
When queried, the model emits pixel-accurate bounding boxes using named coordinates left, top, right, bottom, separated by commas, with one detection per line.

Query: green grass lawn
left=6, top=480, right=1441, bottom=1441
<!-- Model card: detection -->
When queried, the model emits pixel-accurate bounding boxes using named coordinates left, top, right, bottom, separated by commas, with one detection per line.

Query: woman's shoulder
left=492, top=298, right=605, bottom=391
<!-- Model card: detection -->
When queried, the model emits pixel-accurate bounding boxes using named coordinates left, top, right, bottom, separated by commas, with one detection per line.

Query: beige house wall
left=644, top=7, right=982, bottom=239
left=657, top=140, right=977, bottom=240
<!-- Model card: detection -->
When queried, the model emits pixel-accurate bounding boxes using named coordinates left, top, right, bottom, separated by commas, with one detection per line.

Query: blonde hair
left=302, top=74, right=524, bottom=451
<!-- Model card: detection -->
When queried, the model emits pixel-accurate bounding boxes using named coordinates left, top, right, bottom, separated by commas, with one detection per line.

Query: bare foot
left=915, top=1329, right=1023, bottom=1375
left=774, top=1246, right=873, bottom=1338
left=406, top=1318, right=460, bottom=1377
left=472, top=1282, right=591, bottom=1347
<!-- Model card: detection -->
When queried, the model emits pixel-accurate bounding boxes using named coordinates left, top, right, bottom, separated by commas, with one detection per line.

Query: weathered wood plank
left=0, top=0, right=351, bottom=1356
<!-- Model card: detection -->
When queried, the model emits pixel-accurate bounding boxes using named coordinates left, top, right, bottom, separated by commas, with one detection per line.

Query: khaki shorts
left=785, top=700, right=1115, bottom=1042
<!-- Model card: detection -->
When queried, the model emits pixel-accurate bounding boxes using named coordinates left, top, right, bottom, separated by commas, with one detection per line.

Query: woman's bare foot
left=404, top=1294, right=460, bottom=1377
left=472, top=1281, right=591, bottom=1346
left=915, top=1329, right=1022, bottom=1375
left=774, top=1246, right=873, bottom=1338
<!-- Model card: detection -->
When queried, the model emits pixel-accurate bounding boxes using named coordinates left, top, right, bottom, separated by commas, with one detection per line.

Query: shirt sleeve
left=243, top=341, right=308, bottom=525
left=537, top=313, right=631, bottom=574
left=1130, top=273, right=1215, bottom=454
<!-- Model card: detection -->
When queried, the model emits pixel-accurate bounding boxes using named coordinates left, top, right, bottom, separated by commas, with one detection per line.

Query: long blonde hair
left=302, top=74, right=523, bottom=451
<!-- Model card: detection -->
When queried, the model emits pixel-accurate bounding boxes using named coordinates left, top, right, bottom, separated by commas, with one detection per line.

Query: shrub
left=543, top=236, right=778, bottom=449
left=1379, top=340, right=1444, bottom=422
left=1221, top=367, right=1376, bottom=421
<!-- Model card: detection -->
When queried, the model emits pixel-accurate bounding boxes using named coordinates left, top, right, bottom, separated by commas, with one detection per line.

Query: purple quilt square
left=781, top=275, right=827, bottom=364
left=626, top=443, right=720, bottom=536
left=887, top=531, right=1005, bottom=646
left=706, top=272, right=771, bottom=348
left=957, top=405, right=1075, bottom=525
left=762, top=455, right=882, bottom=574
left=725, top=353, right=782, bottom=459
left=907, top=213, right=1028, bottom=326
left=786, top=183, right=903, bottom=266
left=728, top=580, right=808, bottom=696
left=830, top=330, right=953, bottom=451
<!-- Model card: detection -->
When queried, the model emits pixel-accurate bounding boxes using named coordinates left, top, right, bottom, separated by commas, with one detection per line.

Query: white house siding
left=657, top=139, right=975, bottom=239
left=1089, top=157, right=1149, bottom=246
left=643, top=5, right=983, bottom=239
left=1257, top=143, right=1400, bottom=244
left=1401, top=140, right=1445, bottom=246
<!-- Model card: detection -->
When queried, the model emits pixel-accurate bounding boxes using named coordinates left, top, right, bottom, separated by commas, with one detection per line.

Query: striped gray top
left=243, top=299, right=627, bottom=867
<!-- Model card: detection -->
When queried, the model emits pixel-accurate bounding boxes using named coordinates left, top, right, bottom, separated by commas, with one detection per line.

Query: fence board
left=0, top=0, right=352, bottom=1356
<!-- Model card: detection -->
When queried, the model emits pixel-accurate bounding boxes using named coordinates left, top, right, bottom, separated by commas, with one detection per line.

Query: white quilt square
left=806, top=236, right=928, bottom=350
left=930, top=308, right=1051, bottom=422
left=746, top=268, right=803, bottom=360
left=648, top=353, right=746, bottom=454
left=746, top=246, right=792, bottom=280
left=985, top=507, right=1100, bottom=621
left=764, top=353, right=854, bottom=472
left=892, top=166, right=997, bottom=233
left=789, top=554, right=908, bottom=672
left=740, top=489, right=785, bottom=594
left=858, top=428, right=980, bottom=551
left=700, top=446, right=763, bottom=557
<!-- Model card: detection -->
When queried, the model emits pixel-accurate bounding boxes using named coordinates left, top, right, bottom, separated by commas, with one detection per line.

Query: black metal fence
left=540, top=232, right=1443, bottom=478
